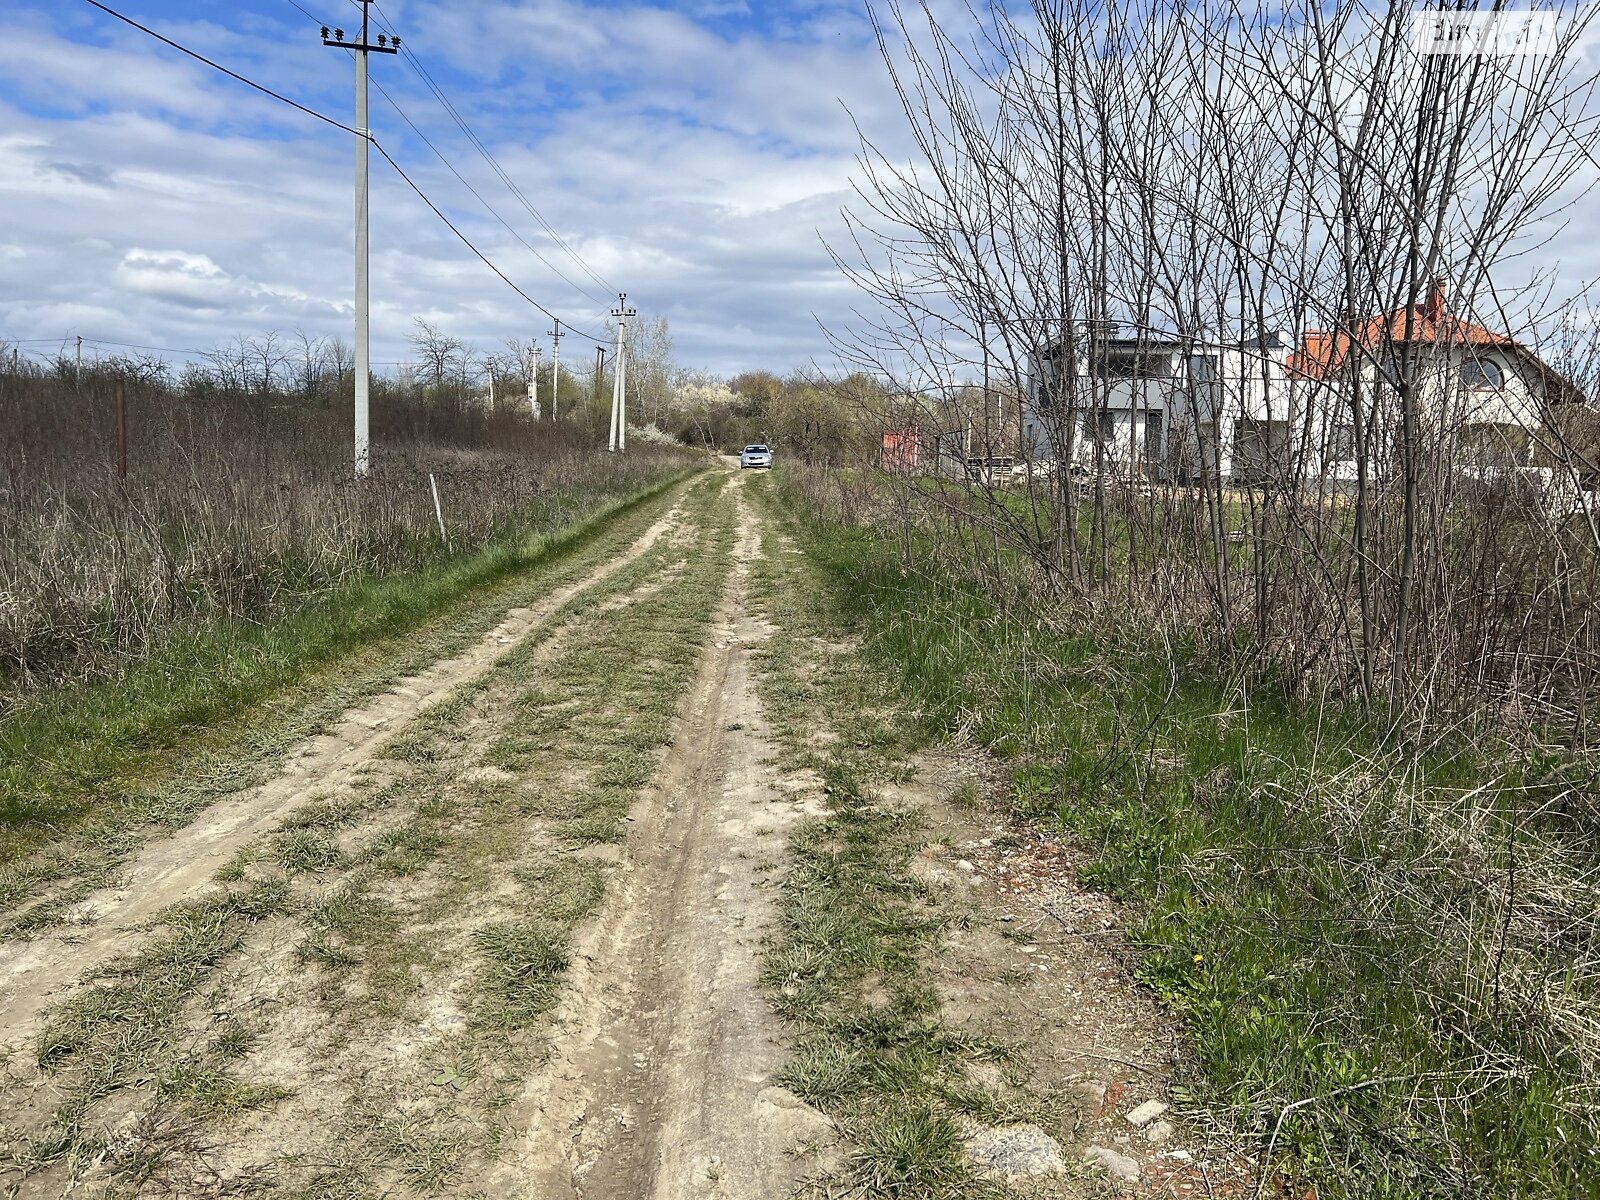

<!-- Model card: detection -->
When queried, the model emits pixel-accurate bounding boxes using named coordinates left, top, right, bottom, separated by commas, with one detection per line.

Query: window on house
left=1329, top=423, right=1356, bottom=462
left=1082, top=410, right=1117, bottom=442
left=1462, top=357, right=1505, bottom=390
left=1144, top=410, right=1164, bottom=459
left=1093, top=353, right=1160, bottom=379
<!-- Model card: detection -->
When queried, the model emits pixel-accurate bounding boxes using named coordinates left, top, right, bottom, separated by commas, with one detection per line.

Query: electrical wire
left=370, top=0, right=619, bottom=299
left=280, top=0, right=618, bottom=312
left=84, top=0, right=358, bottom=136
left=79, top=0, right=610, bottom=347
left=280, top=0, right=327, bottom=25
left=370, top=140, right=607, bottom=343
left=275, top=1, right=610, bottom=314
left=369, top=74, right=613, bottom=311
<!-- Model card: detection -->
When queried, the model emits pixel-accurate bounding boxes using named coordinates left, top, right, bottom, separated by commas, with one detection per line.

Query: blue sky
left=0, top=0, right=900, bottom=375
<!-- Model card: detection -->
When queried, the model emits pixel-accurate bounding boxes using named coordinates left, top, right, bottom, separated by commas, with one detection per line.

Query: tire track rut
left=491, top=480, right=832, bottom=1200
left=0, top=499, right=687, bottom=1051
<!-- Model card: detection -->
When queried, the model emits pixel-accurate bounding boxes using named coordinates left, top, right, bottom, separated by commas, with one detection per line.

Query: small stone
left=956, top=859, right=975, bottom=872
left=1083, top=1145, right=1141, bottom=1184
left=963, top=1123, right=1065, bottom=1177
left=1144, top=1120, right=1173, bottom=1144
left=1126, top=1099, right=1169, bottom=1128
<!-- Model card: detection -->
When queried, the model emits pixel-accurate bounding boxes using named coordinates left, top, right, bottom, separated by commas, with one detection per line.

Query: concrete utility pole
left=486, top=357, right=496, bottom=413
left=594, top=345, right=606, bottom=411
left=76, top=336, right=82, bottom=391
left=608, top=293, right=636, bottom=452
left=547, top=319, right=562, bottom=420
left=528, top=345, right=542, bottom=419
left=323, top=4, right=397, bottom=477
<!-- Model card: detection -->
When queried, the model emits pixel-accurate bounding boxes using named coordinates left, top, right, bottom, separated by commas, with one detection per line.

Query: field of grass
left=0, top=465, right=699, bottom=894
left=763, top=472, right=1600, bottom=1199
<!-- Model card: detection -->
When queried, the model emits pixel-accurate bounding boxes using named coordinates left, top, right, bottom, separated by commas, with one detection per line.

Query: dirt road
left=489, top=488, right=832, bottom=1199
left=0, top=465, right=1219, bottom=1199
left=0, top=470, right=835, bottom=1199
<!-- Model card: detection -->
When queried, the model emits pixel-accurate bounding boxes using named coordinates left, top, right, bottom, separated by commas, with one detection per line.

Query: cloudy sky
left=0, top=0, right=904, bottom=377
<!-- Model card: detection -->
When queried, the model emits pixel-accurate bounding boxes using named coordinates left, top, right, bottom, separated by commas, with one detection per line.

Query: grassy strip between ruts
left=743, top=475, right=1053, bottom=1200
left=0, top=464, right=701, bottom=908
left=762, top=472, right=1600, bottom=1200
left=10, top=474, right=739, bottom=1195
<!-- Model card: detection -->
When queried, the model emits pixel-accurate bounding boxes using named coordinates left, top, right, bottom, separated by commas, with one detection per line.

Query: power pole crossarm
left=322, top=2, right=398, bottom=478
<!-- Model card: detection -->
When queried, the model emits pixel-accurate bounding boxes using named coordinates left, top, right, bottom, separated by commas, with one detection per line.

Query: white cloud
left=114, top=249, right=243, bottom=309
left=0, top=1, right=904, bottom=375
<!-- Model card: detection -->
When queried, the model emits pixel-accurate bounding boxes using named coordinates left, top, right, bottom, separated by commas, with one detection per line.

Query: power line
left=280, top=0, right=328, bottom=25
left=278, top=3, right=607, bottom=332
left=369, top=1, right=618, bottom=298
left=277, top=0, right=617, bottom=333
left=368, top=74, right=612, bottom=310
left=371, top=140, right=606, bottom=344
left=318, top=0, right=615, bottom=301
left=79, top=0, right=608, bottom=347
left=83, top=0, right=357, bottom=136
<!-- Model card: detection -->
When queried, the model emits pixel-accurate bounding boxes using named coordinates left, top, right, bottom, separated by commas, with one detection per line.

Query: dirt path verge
left=737, top=478, right=1253, bottom=1198
left=492, top=482, right=832, bottom=1199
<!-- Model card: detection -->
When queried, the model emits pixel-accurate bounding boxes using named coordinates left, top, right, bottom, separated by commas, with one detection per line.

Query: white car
left=740, top=444, right=773, bottom=470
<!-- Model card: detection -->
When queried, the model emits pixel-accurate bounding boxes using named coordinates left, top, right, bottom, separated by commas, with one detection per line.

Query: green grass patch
left=759, top=471, right=1600, bottom=1200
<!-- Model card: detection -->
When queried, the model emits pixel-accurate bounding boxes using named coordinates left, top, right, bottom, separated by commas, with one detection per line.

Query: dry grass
left=0, top=356, right=691, bottom=693
left=773, top=463, right=1600, bottom=1198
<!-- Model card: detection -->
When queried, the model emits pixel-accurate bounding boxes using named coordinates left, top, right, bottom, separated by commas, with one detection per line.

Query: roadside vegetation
left=0, top=346, right=698, bottom=865
left=0, top=474, right=700, bottom=945
left=744, top=476, right=1052, bottom=1198
left=766, top=465, right=1600, bottom=1199
left=763, top=1, right=1600, bottom=1195
left=3, top=474, right=738, bottom=1195
left=0, top=342, right=693, bottom=694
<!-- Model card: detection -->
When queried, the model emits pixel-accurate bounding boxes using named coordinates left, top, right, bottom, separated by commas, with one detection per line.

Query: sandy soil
left=0, top=501, right=683, bottom=1054
left=488, top=484, right=834, bottom=1199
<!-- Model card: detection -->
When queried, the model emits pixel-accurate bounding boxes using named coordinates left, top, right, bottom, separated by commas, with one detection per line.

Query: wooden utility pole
left=322, top=3, right=398, bottom=476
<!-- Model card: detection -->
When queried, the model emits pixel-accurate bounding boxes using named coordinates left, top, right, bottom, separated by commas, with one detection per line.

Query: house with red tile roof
left=1287, top=280, right=1583, bottom=486
left=1022, top=283, right=1584, bottom=489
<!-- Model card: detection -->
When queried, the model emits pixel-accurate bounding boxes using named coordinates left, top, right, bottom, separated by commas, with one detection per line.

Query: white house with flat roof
left=1022, top=285, right=1585, bottom=489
